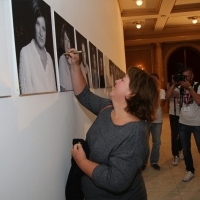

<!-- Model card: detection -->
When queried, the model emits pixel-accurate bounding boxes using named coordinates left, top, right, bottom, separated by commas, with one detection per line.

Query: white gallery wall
left=0, top=0, right=126, bottom=200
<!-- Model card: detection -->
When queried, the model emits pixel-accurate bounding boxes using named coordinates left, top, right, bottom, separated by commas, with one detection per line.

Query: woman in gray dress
left=68, top=48, right=160, bottom=199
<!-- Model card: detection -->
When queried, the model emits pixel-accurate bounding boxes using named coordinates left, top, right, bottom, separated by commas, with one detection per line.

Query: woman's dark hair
left=31, top=0, right=47, bottom=38
left=60, top=23, right=71, bottom=50
left=125, top=67, right=160, bottom=122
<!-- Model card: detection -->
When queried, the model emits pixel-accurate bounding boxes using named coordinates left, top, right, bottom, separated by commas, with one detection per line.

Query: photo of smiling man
left=12, top=0, right=57, bottom=95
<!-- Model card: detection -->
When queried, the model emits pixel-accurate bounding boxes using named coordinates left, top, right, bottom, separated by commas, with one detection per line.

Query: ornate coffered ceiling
left=118, top=0, right=200, bottom=46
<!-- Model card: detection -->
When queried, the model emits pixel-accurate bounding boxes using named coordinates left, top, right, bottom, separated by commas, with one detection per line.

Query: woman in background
left=19, top=0, right=56, bottom=94
left=68, top=48, right=160, bottom=200
left=91, top=48, right=99, bottom=88
left=58, top=23, right=73, bottom=91
left=79, top=40, right=91, bottom=87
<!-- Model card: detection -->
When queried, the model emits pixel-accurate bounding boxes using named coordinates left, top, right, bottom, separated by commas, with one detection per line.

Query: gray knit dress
left=76, top=86, right=149, bottom=200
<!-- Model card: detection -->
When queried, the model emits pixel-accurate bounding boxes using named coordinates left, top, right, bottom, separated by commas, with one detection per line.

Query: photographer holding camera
left=166, top=67, right=200, bottom=182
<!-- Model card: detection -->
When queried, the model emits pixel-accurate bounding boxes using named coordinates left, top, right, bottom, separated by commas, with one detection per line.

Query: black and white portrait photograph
left=89, top=42, right=99, bottom=89
left=0, top=1, right=11, bottom=98
left=109, top=59, right=114, bottom=87
left=97, top=49, right=105, bottom=88
left=103, top=55, right=111, bottom=88
left=113, top=64, right=118, bottom=84
left=76, top=30, right=91, bottom=88
left=54, top=12, right=75, bottom=92
left=11, top=0, right=57, bottom=95
left=115, top=66, right=120, bottom=80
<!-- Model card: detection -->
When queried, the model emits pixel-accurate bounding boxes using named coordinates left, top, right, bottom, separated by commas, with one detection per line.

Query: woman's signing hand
left=66, top=48, right=80, bottom=67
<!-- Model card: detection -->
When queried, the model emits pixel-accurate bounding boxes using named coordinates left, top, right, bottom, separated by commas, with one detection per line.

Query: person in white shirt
left=80, top=40, right=91, bottom=87
left=58, top=23, right=73, bottom=91
left=145, top=73, right=165, bottom=170
left=166, top=67, right=200, bottom=182
left=19, top=0, right=56, bottom=94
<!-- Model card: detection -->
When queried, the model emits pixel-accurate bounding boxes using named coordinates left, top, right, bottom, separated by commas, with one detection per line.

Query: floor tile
left=143, top=112, right=200, bottom=199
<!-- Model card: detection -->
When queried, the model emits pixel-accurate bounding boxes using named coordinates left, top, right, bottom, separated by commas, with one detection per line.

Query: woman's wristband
left=188, top=86, right=193, bottom=90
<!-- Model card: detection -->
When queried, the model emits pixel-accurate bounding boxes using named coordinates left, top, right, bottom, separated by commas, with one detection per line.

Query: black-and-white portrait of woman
left=89, top=42, right=99, bottom=89
left=76, top=30, right=91, bottom=87
left=12, top=0, right=57, bottom=95
left=103, top=55, right=111, bottom=88
left=109, top=59, right=114, bottom=87
left=54, top=12, right=75, bottom=92
left=97, top=49, right=105, bottom=88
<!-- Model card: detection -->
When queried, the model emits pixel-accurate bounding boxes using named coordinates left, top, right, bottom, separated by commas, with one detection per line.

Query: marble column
left=154, top=43, right=164, bottom=88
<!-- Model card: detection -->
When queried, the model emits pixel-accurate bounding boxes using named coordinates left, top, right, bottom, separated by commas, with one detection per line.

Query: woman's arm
left=165, top=83, right=179, bottom=101
left=180, top=81, right=200, bottom=105
left=72, top=143, right=98, bottom=178
left=67, top=49, right=87, bottom=95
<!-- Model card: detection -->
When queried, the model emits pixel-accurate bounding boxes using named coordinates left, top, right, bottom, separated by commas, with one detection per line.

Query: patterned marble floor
left=143, top=113, right=200, bottom=200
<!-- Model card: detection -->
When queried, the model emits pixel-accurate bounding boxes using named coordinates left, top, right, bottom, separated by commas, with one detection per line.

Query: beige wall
left=125, top=45, right=153, bottom=73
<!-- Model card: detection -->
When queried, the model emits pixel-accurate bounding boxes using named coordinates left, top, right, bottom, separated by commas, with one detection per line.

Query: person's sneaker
left=179, top=151, right=184, bottom=160
left=151, top=163, right=160, bottom=170
left=182, top=171, right=195, bottom=182
left=172, top=156, right=179, bottom=166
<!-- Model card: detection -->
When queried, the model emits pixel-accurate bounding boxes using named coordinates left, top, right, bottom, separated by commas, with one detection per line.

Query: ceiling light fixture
left=135, top=0, right=143, bottom=6
left=188, top=16, right=200, bottom=24
left=133, top=21, right=144, bottom=29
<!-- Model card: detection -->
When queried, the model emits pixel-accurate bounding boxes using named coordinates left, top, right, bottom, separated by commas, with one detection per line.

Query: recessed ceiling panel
left=125, top=18, right=156, bottom=32
left=167, top=16, right=196, bottom=26
left=175, top=0, right=200, bottom=5
left=119, top=0, right=160, bottom=11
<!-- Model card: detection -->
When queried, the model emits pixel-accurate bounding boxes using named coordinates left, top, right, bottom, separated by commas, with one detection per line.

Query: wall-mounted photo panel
left=54, top=12, right=75, bottom=92
left=97, top=49, right=105, bottom=88
left=89, top=42, right=99, bottom=88
left=115, top=66, right=120, bottom=80
left=0, top=0, right=11, bottom=98
left=112, top=64, right=117, bottom=84
left=11, top=0, right=57, bottom=95
left=109, top=59, right=114, bottom=87
left=119, top=69, right=122, bottom=79
left=103, top=55, right=111, bottom=88
left=113, top=65, right=117, bottom=83
left=75, top=30, right=91, bottom=88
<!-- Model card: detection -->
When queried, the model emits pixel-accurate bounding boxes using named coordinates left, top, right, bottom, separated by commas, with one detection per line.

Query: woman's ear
left=126, top=92, right=135, bottom=99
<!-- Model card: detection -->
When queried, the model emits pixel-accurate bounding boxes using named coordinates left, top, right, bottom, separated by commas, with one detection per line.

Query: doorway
left=167, top=47, right=200, bottom=83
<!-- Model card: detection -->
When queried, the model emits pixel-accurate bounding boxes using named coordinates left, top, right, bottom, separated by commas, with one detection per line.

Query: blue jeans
left=147, top=122, right=162, bottom=164
left=179, top=123, right=200, bottom=174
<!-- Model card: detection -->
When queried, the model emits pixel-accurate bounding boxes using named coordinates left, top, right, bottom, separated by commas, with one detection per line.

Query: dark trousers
left=179, top=123, right=200, bottom=174
left=169, top=115, right=182, bottom=157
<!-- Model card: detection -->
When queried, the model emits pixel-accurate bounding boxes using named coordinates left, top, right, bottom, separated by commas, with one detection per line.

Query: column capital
left=151, top=43, right=163, bottom=48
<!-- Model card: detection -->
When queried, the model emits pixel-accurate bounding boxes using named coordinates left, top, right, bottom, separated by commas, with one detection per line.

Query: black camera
left=172, top=63, right=186, bottom=82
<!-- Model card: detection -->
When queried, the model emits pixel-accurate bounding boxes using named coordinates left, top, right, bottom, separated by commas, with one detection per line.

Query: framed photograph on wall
left=11, top=0, right=57, bottom=95
left=89, top=42, right=99, bottom=89
left=54, top=11, right=75, bottom=92
left=75, top=30, right=91, bottom=87
left=109, top=59, right=114, bottom=87
left=0, top=0, right=11, bottom=98
left=97, top=49, right=105, bottom=88
left=103, top=55, right=111, bottom=88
